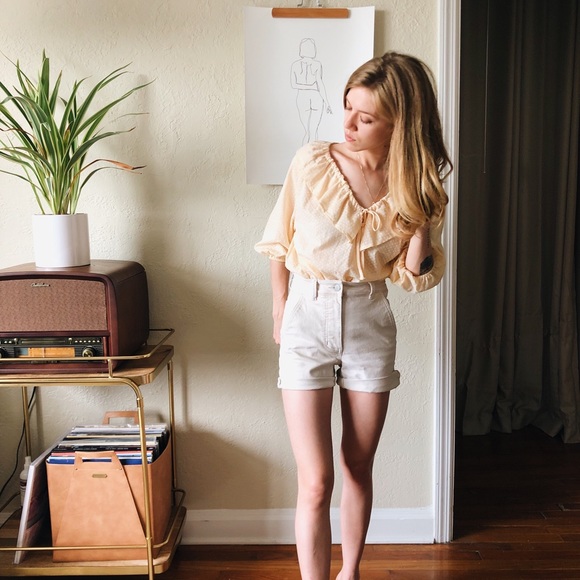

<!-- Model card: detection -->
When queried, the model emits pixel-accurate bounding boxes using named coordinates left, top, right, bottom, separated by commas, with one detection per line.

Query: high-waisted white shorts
left=278, top=276, right=400, bottom=393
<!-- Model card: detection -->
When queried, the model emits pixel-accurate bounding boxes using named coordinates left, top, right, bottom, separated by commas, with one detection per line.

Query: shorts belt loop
left=313, top=279, right=318, bottom=301
left=368, top=282, right=374, bottom=299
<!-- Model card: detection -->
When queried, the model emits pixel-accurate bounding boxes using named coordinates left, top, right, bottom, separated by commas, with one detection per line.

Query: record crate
left=46, top=426, right=172, bottom=562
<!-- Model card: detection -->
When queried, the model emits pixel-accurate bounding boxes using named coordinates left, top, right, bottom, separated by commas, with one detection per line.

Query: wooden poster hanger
left=272, top=2, right=350, bottom=19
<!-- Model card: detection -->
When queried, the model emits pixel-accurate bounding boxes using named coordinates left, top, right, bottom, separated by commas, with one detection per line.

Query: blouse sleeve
left=388, top=219, right=446, bottom=293
left=254, top=156, right=299, bottom=262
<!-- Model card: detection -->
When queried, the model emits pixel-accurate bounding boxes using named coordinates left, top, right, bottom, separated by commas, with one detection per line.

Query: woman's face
left=343, top=86, right=393, bottom=155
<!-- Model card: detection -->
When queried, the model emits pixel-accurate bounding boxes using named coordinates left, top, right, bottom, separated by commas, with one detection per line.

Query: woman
left=255, top=52, right=452, bottom=580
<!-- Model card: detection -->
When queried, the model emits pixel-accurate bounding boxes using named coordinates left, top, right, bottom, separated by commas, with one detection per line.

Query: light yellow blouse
left=255, top=141, right=445, bottom=293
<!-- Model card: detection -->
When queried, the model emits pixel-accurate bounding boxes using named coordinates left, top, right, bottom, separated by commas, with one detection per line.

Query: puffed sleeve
left=388, top=219, right=446, bottom=293
left=254, top=155, right=299, bottom=262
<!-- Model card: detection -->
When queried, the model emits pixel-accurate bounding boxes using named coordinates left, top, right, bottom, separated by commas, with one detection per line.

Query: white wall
left=0, top=0, right=442, bottom=543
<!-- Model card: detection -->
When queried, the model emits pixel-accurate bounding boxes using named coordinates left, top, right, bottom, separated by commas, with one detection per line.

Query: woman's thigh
left=340, top=389, right=390, bottom=470
left=282, top=388, right=335, bottom=484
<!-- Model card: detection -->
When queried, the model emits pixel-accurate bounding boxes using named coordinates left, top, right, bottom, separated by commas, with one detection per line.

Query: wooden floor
left=18, top=426, right=580, bottom=579
left=178, top=426, right=580, bottom=579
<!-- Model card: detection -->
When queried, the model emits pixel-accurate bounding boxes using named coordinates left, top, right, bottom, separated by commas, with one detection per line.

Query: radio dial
left=81, top=347, right=96, bottom=358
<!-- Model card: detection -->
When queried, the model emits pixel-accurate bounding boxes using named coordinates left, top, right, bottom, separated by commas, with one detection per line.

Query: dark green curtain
left=456, top=0, right=580, bottom=442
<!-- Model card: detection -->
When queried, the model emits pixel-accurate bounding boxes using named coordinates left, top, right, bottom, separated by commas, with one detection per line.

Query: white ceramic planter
left=32, top=213, right=91, bottom=268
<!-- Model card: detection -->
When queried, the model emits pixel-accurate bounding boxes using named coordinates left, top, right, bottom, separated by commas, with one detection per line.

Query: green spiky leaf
left=0, top=52, right=152, bottom=214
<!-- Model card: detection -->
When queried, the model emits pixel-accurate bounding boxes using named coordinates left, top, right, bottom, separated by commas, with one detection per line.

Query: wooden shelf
left=0, top=329, right=175, bottom=385
left=0, top=505, right=186, bottom=576
left=0, top=345, right=173, bottom=384
left=0, top=336, right=181, bottom=578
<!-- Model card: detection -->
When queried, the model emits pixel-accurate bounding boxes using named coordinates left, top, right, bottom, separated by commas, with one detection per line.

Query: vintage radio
left=0, top=260, right=149, bottom=373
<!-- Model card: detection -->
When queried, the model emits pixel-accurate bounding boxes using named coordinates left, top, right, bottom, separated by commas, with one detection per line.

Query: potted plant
left=0, top=51, right=150, bottom=267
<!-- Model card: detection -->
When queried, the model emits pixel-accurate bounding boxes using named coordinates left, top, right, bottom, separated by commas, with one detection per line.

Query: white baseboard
left=182, top=507, right=435, bottom=545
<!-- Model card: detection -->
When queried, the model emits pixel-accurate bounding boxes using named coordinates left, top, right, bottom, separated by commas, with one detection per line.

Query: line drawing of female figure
left=290, top=38, right=332, bottom=145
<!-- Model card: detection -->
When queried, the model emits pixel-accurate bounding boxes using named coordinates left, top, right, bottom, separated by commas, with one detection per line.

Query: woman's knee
left=340, top=454, right=374, bottom=484
left=298, top=471, right=334, bottom=507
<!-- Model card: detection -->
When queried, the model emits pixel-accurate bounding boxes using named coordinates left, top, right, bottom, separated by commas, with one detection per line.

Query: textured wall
left=0, top=0, right=440, bottom=515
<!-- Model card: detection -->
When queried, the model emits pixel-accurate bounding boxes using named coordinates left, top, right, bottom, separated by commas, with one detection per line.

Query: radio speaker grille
left=0, top=279, right=108, bottom=332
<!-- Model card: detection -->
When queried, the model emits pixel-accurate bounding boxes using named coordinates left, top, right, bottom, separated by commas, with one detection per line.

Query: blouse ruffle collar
left=300, top=141, right=399, bottom=251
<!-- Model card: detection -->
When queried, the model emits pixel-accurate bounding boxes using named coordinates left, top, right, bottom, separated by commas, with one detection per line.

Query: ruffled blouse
left=255, top=141, right=445, bottom=293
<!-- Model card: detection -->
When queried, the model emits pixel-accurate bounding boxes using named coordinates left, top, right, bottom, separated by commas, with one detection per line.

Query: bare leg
left=283, top=388, right=335, bottom=580
left=337, top=389, right=390, bottom=580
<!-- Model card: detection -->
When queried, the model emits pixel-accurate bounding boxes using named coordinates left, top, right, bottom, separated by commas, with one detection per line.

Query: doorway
left=454, top=0, right=580, bottom=535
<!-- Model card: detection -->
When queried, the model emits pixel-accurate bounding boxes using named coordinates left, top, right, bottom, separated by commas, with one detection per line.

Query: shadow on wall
left=145, top=260, right=270, bottom=356
left=178, top=427, right=275, bottom=510
left=122, top=73, right=269, bottom=362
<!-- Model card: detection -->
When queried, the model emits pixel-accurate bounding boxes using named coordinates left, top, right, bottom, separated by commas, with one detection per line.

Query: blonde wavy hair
left=344, top=52, right=452, bottom=238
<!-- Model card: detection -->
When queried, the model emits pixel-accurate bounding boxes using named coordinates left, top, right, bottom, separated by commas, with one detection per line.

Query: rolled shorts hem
left=277, top=372, right=400, bottom=393
left=339, top=371, right=401, bottom=393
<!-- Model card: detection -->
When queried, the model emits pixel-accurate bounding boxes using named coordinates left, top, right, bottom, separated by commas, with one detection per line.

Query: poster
left=244, top=7, right=375, bottom=184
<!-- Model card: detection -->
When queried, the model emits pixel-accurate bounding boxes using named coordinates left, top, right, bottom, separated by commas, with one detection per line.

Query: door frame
left=434, top=0, right=461, bottom=543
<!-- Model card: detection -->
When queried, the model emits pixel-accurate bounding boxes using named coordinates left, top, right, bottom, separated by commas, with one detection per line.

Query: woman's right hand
left=270, top=260, right=291, bottom=345
left=272, top=297, right=286, bottom=344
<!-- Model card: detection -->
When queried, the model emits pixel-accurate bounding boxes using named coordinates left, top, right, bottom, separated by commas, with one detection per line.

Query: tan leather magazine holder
left=47, top=411, right=172, bottom=562
left=52, top=452, right=146, bottom=562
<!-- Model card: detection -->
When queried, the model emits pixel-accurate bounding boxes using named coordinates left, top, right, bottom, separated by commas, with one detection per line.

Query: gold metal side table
left=0, top=329, right=185, bottom=579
